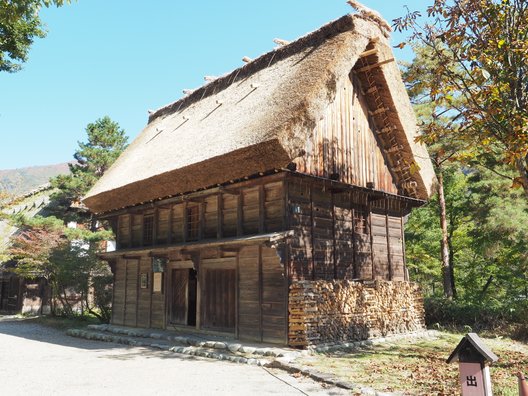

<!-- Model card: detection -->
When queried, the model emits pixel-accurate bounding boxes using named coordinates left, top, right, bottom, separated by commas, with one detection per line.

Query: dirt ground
left=0, top=316, right=350, bottom=396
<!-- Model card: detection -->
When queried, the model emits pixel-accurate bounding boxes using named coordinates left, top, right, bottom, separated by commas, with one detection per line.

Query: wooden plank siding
left=293, top=73, right=398, bottom=195
left=287, top=176, right=407, bottom=282
left=105, top=172, right=411, bottom=345
left=237, top=245, right=287, bottom=344
left=114, top=178, right=285, bottom=250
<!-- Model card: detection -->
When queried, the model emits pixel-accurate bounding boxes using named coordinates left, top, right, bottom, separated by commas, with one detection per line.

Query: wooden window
left=143, top=215, right=154, bottom=246
left=187, top=205, right=200, bottom=241
left=354, top=209, right=369, bottom=235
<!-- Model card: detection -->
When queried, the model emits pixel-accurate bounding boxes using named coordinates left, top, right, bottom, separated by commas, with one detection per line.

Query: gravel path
left=0, top=316, right=350, bottom=396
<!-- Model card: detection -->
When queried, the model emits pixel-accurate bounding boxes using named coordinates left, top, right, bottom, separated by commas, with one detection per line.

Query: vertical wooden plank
left=237, top=194, right=243, bottom=237
left=385, top=202, right=393, bottom=281
left=332, top=191, right=337, bottom=280
left=153, top=209, right=158, bottom=246
left=136, top=259, right=140, bottom=327
left=258, top=245, right=263, bottom=342
left=196, top=253, right=201, bottom=330
left=284, top=243, right=290, bottom=345
left=235, top=252, right=239, bottom=339
left=123, top=260, right=128, bottom=325
left=401, top=207, right=408, bottom=281
left=349, top=199, right=356, bottom=279
left=217, top=194, right=223, bottom=239
left=111, top=263, right=116, bottom=324
left=368, top=202, right=375, bottom=280
left=149, top=261, right=153, bottom=328
left=168, top=206, right=173, bottom=245
left=199, top=201, right=205, bottom=240
left=182, top=201, right=188, bottom=243
left=259, top=184, right=265, bottom=234
left=310, top=184, right=315, bottom=281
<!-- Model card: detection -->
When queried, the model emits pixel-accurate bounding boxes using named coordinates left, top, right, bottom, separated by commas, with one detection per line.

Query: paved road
left=0, top=317, right=350, bottom=396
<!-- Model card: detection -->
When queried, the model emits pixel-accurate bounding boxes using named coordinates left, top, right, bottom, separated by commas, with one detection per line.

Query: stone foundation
left=288, top=280, right=425, bottom=347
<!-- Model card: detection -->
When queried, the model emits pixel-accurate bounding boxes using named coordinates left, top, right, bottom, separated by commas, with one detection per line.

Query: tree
left=394, top=0, right=528, bottom=198
left=50, top=116, right=128, bottom=223
left=0, top=0, right=71, bottom=73
left=8, top=215, right=113, bottom=320
left=5, top=117, right=127, bottom=321
left=402, top=44, right=470, bottom=299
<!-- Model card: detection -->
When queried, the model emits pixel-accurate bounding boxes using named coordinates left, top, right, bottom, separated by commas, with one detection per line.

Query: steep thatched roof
left=0, top=185, right=53, bottom=263
left=84, top=13, right=435, bottom=214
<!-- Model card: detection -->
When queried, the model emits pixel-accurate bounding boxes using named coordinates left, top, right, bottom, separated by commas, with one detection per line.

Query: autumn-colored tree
left=394, top=0, right=528, bottom=197
left=8, top=215, right=113, bottom=320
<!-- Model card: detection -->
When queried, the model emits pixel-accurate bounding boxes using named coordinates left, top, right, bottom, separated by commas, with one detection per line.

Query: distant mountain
left=0, top=163, right=70, bottom=196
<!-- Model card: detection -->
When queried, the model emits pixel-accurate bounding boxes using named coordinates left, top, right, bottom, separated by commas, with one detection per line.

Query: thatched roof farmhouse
left=83, top=11, right=435, bottom=347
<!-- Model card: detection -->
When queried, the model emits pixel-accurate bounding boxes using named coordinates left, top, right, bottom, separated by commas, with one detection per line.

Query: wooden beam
left=242, top=56, right=252, bottom=63
left=359, top=48, right=378, bottom=58
left=368, top=107, right=390, bottom=116
left=354, top=58, right=395, bottom=73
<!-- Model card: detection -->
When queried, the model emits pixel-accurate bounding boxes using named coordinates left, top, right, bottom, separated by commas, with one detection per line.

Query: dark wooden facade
left=101, top=171, right=420, bottom=345
left=96, top=44, right=428, bottom=345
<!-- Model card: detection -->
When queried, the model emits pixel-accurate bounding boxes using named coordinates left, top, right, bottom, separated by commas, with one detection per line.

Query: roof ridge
left=148, top=14, right=357, bottom=124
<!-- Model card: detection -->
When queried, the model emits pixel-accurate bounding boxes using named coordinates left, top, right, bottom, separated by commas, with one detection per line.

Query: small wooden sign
left=447, top=333, right=498, bottom=396
left=153, top=272, right=163, bottom=293
left=459, top=362, right=486, bottom=396
left=140, top=273, right=148, bottom=289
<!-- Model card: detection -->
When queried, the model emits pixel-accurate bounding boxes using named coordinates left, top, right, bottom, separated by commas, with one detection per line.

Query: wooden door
left=201, top=266, right=236, bottom=333
left=170, top=269, right=189, bottom=325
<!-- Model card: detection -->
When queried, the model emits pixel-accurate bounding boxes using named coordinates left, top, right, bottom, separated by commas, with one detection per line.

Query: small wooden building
left=84, top=13, right=435, bottom=346
left=0, top=186, right=52, bottom=314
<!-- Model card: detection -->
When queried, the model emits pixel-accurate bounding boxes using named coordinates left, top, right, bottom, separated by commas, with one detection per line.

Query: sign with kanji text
left=459, top=362, right=486, bottom=396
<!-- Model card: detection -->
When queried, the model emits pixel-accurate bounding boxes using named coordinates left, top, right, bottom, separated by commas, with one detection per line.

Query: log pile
left=288, top=280, right=425, bottom=348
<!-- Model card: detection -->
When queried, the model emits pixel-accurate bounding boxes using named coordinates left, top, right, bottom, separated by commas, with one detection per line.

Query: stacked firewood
left=288, top=280, right=425, bottom=348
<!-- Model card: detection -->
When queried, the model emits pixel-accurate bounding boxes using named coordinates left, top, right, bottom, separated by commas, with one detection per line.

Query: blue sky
left=0, top=0, right=426, bottom=170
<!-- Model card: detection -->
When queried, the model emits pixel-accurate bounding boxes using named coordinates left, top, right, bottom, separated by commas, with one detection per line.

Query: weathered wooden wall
left=287, top=175, right=408, bottom=282
left=110, top=245, right=287, bottom=344
left=294, top=74, right=398, bottom=194
left=289, top=280, right=425, bottom=347
left=237, top=245, right=288, bottom=344
left=114, top=178, right=285, bottom=250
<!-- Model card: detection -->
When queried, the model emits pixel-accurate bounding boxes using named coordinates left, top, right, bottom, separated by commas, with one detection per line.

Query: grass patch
left=296, top=332, right=527, bottom=395
left=30, top=315, right=100, bottom=331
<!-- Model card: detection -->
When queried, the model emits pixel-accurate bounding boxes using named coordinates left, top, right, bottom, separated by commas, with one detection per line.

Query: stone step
left=83, top=324, right=300, bottom=359
left=67, top=328, right=272, bottom=366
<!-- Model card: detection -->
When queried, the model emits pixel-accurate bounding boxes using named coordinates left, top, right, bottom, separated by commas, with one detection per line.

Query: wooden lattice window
left=353, top=209, right=369, bottom=235
left=143, top=215, right=154, bottom=246
left=187, top=205, right=200, bottom=241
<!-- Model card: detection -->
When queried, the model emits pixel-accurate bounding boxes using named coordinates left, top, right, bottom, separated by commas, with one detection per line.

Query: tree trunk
left=447, top=233, right=457, bottom=299
left=437, top=169, right=454, bottom=299
left=515, top=158, right=528, bottom=199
